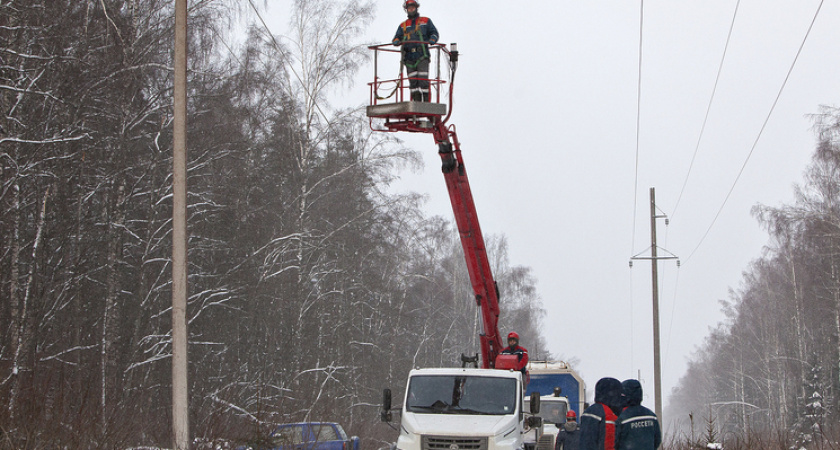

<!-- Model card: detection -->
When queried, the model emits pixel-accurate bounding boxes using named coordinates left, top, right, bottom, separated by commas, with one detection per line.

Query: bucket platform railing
left=366, top=42, right=456, bottom=134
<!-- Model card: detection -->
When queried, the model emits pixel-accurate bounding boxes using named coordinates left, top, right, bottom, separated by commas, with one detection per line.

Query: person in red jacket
left=500, top=332, right=529, bottom=375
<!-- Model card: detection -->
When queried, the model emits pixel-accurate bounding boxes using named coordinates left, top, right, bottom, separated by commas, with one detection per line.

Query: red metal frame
left=433, top=123, right=504, bottom=369
left=366, top=44, right=504, bottom=369
left=368, top=43, right=448, bottom=105
left=367, top=43, right=449, bottom=133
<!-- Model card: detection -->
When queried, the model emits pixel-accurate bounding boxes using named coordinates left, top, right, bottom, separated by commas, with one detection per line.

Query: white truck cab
left=382, top=368, right=541, bottom=450
left=523, top=394, right=570, bottom=450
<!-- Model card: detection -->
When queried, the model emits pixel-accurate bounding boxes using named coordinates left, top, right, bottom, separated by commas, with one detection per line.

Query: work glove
left=392, top=39, right=402, bottom=46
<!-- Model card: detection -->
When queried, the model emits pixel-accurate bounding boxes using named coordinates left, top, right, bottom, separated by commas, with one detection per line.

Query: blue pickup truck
left=242, top=422, right=360, bottom=450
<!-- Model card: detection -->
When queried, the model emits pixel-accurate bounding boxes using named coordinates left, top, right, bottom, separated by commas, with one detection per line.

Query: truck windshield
left=406, top=375, right=517, bottom=415
left=525, top=400, right=568, bottom=425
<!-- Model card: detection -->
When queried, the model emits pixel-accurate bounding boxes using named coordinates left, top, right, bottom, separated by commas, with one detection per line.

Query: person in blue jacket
left=392, top=0, right=439, bottom=102
left=555, top=410, right=582, bottom=450
left=579, top=377, right=624, bottom=450
left=615, top=379, right=661, bottom=450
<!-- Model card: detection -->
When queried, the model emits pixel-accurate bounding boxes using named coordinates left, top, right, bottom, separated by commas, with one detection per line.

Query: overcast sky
left=251, top=0, right=840, bottom=418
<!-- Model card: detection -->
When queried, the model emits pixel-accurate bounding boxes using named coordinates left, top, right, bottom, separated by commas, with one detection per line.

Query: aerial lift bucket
left=366, top=42, right=456, bottom=133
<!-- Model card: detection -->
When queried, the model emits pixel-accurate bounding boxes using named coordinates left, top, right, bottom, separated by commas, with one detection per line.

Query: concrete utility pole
left=172, top=0, right=189, bottom=448
left=630, top=187, right=679, bottom=426
left=648, top=187, right=662, bottom=424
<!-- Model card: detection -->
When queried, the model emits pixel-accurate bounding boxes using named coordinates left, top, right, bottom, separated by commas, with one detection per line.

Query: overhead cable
left=630, top=0, right=645, bottom=256
left=246, top=0, right=331, bottom=126
left=683, top=0, right=825, bottom=264
left=671, top=0, right=742, bottom=221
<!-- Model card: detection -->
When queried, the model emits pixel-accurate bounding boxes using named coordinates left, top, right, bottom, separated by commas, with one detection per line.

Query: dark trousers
left=405, top=58, right=430, bottom=101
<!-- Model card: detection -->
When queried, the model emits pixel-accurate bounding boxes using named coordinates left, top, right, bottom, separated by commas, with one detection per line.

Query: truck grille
left=422, top=436, right=488, bottom=450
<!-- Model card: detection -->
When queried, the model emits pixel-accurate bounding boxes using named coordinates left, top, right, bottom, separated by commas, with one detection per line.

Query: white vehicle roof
left=408, top=367, right=522, bottom=379
left=527, top=360, right=572, bottom=371
left=537, top=396, right=569, bottom=402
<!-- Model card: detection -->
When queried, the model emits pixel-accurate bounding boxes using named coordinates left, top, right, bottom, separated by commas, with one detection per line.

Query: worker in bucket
left=392, top=0, right=439, bottom=102
left=500, top=332, right=529, bottom=375
left=555, top=410, right=582, bottom=450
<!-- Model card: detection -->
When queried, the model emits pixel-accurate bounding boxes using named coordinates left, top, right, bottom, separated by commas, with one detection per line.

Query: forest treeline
left=0, top=0, right=549, bottom=447
left=665, top=108, right=840, bottom=448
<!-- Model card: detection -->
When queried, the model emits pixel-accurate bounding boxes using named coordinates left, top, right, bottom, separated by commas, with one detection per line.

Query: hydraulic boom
left=366, top=43, right=504, bottom=368
left=433, top=123, right=504, bottom=368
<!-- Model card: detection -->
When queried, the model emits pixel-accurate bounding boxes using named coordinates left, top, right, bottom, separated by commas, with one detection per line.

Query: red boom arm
left=433, top=122, right=504, bottom=369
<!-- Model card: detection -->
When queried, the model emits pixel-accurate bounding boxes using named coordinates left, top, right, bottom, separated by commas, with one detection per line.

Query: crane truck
left=367, top=43, right=541, bottom=450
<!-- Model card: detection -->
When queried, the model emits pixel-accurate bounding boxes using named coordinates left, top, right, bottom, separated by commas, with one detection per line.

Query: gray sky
left=255, top=0, right=840, bottom=415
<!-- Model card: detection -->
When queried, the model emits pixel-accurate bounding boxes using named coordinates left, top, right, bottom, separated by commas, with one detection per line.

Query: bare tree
left=668, top=107, right=840, bottom=440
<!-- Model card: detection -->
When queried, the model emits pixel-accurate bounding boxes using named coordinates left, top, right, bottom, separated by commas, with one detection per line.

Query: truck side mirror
left=529, top=392, right=540, bottom=414
left=381, top=389, right=393, bottom=422
left=383, top=389, right=392, bottom=410
left=526, top=416, right=543, bottom=428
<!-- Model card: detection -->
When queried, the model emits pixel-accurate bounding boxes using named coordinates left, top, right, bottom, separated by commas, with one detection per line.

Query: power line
left=245, top=0, right=331, bottom=126
left=671, top=0, right=741, bottom=221
left=683, top=0, right=825, bottom=264
left=631, top=0, right=645, bottom=256
left=628, top=0, right=645, bottom=378
left=209, top=23, right=243, bottom=68
left=246, top=0, right=286, bottom=62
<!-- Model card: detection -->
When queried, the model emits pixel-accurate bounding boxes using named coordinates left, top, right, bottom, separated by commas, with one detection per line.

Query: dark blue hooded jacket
left=555, top=420, right=582, bottom=450
left=579, top=378, right=624, bottom=450
left=615, top=380, right=661, bottom=450
left=392, top=15, right=439, bottom=66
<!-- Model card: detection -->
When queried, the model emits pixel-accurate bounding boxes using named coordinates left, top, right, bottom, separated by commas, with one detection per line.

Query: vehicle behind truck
left=523, top=394, right=569, bottom=450
left=522, top=362, right=585, bottom=450
left=525, top=361, right=585, bottom=416
left=382, top=368, right=542, bottom=450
